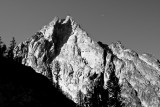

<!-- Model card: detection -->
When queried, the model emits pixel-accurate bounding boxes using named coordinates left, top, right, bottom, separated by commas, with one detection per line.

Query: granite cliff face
left=14, top=16, right=160, bottom=107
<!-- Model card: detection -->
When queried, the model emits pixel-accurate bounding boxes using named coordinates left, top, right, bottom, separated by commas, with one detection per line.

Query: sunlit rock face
left=14, top=16, right=160, bottom=107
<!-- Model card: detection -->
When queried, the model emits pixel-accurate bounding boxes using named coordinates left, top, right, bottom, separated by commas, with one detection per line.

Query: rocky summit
left=14, top=16, right=160, bottom=107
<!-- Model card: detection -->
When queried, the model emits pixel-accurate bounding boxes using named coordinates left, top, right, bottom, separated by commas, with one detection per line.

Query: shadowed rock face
left=14, top=16, right=160, bottom=107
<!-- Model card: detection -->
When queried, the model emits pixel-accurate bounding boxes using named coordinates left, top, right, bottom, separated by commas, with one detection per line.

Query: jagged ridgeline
left=14, top=16, right=160, bottom=107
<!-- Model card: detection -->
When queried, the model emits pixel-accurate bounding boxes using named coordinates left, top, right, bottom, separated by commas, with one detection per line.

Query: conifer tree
left=0, top=36, right=7, bottom=57
left=7, top=37, right=16, bottom=58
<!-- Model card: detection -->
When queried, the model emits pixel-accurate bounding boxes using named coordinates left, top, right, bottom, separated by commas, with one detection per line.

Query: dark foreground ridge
left=0, top=56, right=77, bottom=107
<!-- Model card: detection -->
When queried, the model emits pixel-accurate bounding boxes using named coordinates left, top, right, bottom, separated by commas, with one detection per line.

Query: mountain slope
left=14, top=16, right=160, bottom=107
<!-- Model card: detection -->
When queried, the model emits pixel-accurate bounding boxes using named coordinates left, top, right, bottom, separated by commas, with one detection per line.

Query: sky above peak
left=0, top=0, right=160, bottom=59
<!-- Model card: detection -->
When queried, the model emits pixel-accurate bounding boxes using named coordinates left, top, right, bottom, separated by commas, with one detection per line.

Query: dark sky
left=0, top=0, right=160, bottom=59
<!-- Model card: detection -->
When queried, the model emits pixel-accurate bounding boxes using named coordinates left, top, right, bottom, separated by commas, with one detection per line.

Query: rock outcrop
left=14, top=16, right=160, bottom=107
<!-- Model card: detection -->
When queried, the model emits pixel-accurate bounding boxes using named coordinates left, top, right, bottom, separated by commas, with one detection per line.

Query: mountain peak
left=39, top=16, right=77, bottom=42
left=14, top=16, right=160, bottom=107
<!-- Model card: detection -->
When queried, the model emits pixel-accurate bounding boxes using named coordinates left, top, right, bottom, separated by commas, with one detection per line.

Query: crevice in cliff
left=97, top=41, right=117, bottom=66
left=97, top=41, right=108, bottom=67
left=97, top=41, right=124, bottom=106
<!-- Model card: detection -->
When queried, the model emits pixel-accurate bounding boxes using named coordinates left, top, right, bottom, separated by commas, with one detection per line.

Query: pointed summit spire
left=39, top=16, right=82, bottom=42
left=49, top=16, right=60, bottom=26
left=62, top=16, right=73, bottom=24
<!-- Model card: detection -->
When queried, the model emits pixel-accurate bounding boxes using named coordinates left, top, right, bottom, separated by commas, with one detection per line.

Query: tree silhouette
left=0, top=36, right=7, bottom=57
left=7, top=37, right=16, bottom=58
left=106, top=61, right=123, bottom=107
